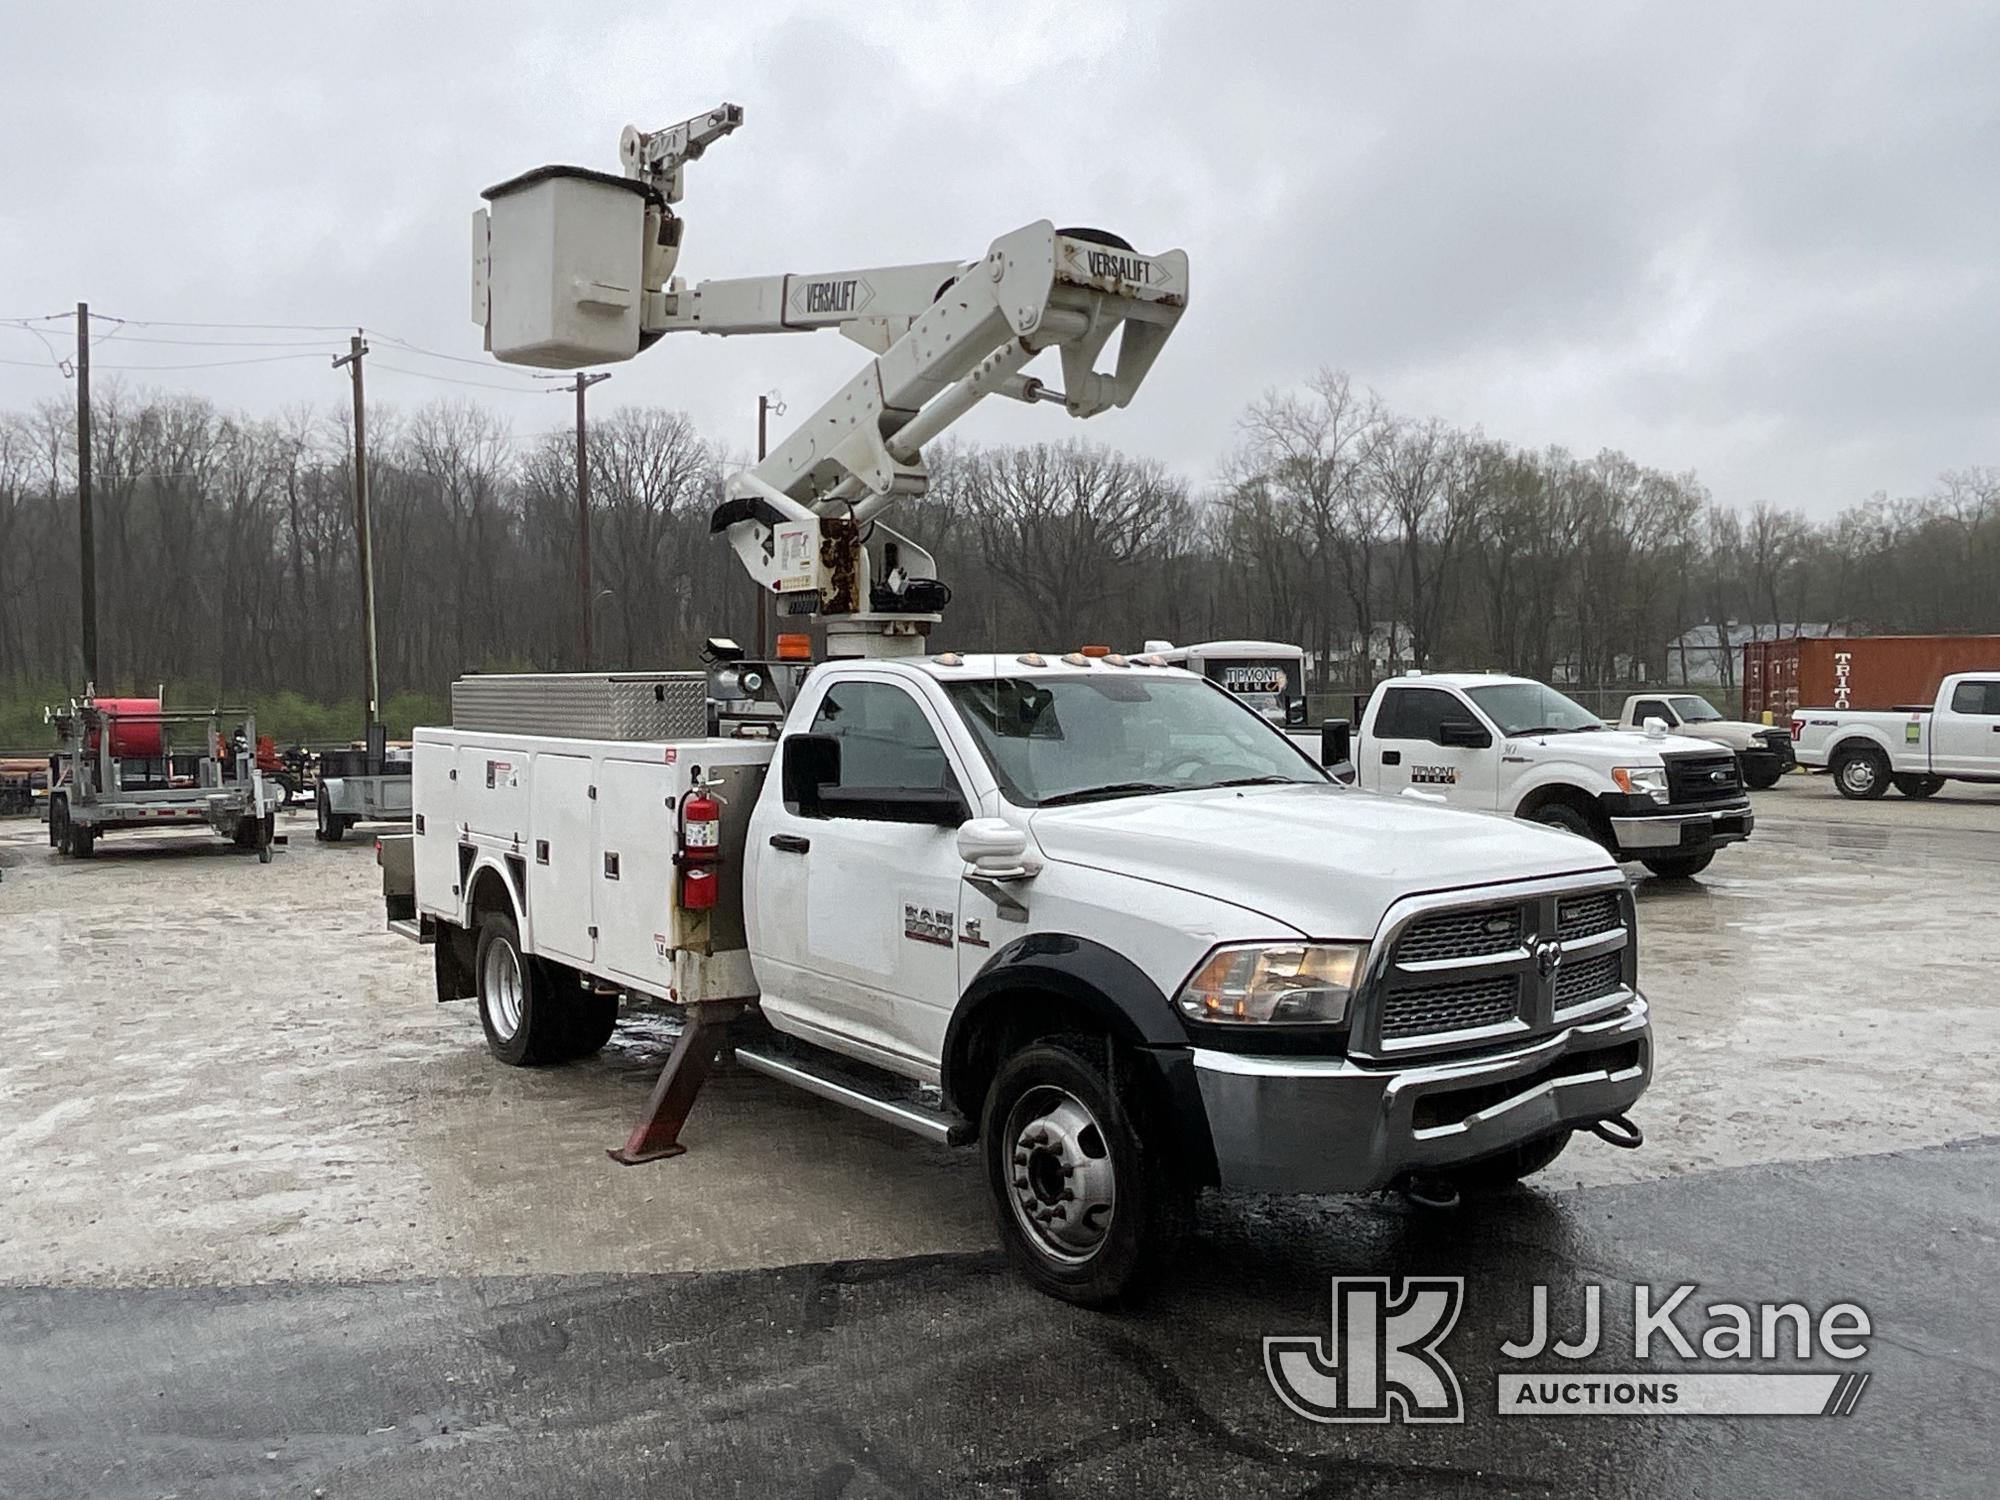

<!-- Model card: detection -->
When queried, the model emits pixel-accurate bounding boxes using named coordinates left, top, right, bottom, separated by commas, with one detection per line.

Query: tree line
left=2, top=370, right=1996, bottom=726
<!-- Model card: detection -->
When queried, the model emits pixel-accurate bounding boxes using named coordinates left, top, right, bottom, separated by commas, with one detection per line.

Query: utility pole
left=332, top=334, right=379, bottom=735
left=563, top=371, right=611, bottom=669
left=76, top=302, right=97, bottom=688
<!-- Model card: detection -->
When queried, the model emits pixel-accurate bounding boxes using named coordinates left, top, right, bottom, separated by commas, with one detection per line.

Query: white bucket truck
left=381, top=106, right=1652, bottom=1304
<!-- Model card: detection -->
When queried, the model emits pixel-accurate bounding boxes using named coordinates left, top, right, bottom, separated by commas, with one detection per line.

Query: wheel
left=256, top=811, right=276, bottom=863
left=275, top=775, right=297, bottom=810
left=1892, top=774, right=1945, bottom=799
left=473, top=910, right=565, bottom=1066
left=1832, top=746, right=1890, bottom=799
left=1448, top=1129, right=1572, bottom=1197
left=51, top=796, right=71, bottom=856
left=71, top=825, right=95, bottom=858
left=1526, top=801, right=1603, bottom=847
left=980, top=1037, right=1192, bottom=1307
left=317, top=796, right=347, bottom=842
left=562, top=987, right=620, bottom=1058
left=1743, top=763, right=1785, bottom=791
left=1641, top=849, right=1715, bottom=880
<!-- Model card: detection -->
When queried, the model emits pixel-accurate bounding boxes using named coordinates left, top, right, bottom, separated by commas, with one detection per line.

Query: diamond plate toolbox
left=450, top=672, right=708, bottom=741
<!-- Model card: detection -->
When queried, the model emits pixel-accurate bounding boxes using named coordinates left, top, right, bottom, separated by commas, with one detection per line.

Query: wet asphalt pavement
left=6, top=1136, right=1995, bottom=1499
left=5, top=779, right=2000, bottom=1496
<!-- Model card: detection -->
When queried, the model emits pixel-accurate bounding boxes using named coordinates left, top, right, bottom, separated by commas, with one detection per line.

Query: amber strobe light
left=775, top=633, right=812, bottom=661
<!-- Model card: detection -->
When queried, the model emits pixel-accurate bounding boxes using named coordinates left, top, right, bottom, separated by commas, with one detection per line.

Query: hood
left=1675, top=720, right=1772, bottom=749
left=1511, top=728, right=1724, bottom=763
left=1027, top=783, right=1613, bottom=938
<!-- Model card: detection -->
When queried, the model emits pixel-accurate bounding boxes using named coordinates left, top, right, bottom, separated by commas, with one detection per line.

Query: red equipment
left=87, top=698, right=165, bottom=759
left=677, top=786, right=722, bottom=910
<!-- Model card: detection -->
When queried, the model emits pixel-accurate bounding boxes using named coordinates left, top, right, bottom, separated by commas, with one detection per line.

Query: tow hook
left=1587, top=1114, right=1644, bottom=1150
left=1396, top=1173, right=1462, bottom=1211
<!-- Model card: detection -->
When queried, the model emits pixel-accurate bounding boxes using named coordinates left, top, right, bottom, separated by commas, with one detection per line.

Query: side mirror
left=957, top=817, right=1040, bottom=879
left=1437, top=718, right=1491, bottom=749
left=1642, top=716, right=1667, bottom=739
left=782, top=732, right=840, bottom=815
left=1319, top=718, right=1353, bottom=771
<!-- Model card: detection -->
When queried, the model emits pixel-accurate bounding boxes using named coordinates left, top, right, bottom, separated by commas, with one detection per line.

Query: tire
left=1448, top=1129, right=1572, bottom=1197
left=256, top=811, right=276, bottom=863
left=1892, top=774, right=1945, bottom=799
left=1526, top=800, right=1602, bottom=846
left=562, top=987, right=620, bottom=1058
left=51, top=796, right=71, bottom=856
left=1832, top=746, right=1890, bottom=799
left=71, top=824, right=95, bottom=858
left=473, top=910, right=566, bottom=1066
left=981, top=1037, right=1192, bottom=1307
left=1641, top=849, right=1714, bottom=880
left=317, top=796, right=348, bottom=842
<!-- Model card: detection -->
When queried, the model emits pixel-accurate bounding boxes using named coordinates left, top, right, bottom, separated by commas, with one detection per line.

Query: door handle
left=769, top=833, right=811, bottom=854
left=1382, top=750, right=1402, bottom=766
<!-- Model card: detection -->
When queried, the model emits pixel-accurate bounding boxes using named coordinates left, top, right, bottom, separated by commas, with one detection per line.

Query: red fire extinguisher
left=677, top=781, right=722, bottom=910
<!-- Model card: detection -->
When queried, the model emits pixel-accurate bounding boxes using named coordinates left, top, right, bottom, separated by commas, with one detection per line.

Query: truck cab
left=1354, top=673, right=1755, bottom=879
left=1136, top=639, right=1310, bottom=729
left=1617, top=693, right=1796, bottom=789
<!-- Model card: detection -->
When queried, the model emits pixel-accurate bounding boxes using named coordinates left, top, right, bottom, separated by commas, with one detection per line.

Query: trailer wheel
left=1447, top=1129, right=1572, bottom=1197
left=316, top=796, right=348, bottom=842
left=1892, top=774, right=1945, bottom=799
left=256, top=811, right=276, bottom=863
left=71, top=825, right=95, bottom=858
left=1832, top=746, right=1890, bottom=799
left=474, top=911, right=563, bottom=1066
left=981, top=1036, right=1191, bottom=1307
left=50, top=796, right=71, bottom=855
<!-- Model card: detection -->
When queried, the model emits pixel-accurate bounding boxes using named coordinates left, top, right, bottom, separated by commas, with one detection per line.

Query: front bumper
left=1605, top=798, right=1754, bottom=853
left=1190, top=998, right=1651, bottom=1194
left=1741, top=741, right=1797, bottom=775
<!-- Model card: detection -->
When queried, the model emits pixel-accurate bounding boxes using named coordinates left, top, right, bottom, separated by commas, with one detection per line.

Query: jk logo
left=1265, top=1277, right=1465, bottom=1424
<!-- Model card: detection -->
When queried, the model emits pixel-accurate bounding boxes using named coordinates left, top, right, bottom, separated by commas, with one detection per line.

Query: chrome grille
left=1556, top=892, right=1620, bottom=941
left=1554, top=951, right=1624, bottom=1010
left=1380, top=975, right=1519, bottom=1040
left=1366, top=877, right=1634, bottom=1055
left=1397, top=904, right=1522, bottom=963
left=1663, top=751, right=1742, bottom=805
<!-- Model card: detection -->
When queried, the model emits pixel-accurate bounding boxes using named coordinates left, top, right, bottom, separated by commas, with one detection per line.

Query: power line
left=88, top=314, right=355, bottom=333
left=370, top=361, right=548, bottom=394
left=93, top=351, right=337, bottom=371
left=366, top=331, right=509, bottom=370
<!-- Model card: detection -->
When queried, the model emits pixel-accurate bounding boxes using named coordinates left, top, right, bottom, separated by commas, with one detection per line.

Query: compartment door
left=595, top=757, right=680, bottom=994
left=528, top=752, right=597, bottom=966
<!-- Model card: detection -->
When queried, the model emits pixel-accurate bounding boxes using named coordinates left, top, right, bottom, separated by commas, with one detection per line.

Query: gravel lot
left=2, top=774, right=1998, bottom=1289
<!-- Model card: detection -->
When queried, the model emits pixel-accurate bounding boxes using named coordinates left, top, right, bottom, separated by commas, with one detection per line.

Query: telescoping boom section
left=472, top=103, right=1189, bottom=656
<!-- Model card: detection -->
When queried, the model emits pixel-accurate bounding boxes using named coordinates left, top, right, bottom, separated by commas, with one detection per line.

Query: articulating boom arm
left=477, top=104, right=1189, bottom=656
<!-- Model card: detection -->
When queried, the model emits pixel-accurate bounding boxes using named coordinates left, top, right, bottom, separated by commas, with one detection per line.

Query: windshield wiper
left=1037, top=781, right=1181, bottom=807
left=1210, top=774, right=1303, bottom=788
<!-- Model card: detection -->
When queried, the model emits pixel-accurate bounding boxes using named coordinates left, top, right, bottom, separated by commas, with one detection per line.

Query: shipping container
left=1742, top=635, right=2000, bottom=721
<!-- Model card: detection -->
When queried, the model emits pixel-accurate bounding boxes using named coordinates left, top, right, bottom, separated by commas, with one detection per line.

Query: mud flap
left=434, top=923, right=476, bottom=1002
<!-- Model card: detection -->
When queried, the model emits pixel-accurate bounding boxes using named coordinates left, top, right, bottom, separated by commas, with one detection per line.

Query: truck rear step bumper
left=1189, top=998, right=1651, bottom=1195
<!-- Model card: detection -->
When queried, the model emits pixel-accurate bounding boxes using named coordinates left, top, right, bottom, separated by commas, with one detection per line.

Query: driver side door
left=1369, top=686, right=1500, bottom=810
left=754, top=677, right=975, bottom=1072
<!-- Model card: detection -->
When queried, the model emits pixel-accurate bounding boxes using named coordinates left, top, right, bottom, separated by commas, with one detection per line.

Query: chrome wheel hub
left=483, top=940, right=524, bottom=1041
left=1004, top=1086, right=1116, bottom=1264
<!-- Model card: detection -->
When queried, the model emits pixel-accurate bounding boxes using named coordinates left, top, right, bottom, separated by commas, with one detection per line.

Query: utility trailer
left=315, top=723, right=413, bottom=842
left=45, top=694, right=283, bottom=861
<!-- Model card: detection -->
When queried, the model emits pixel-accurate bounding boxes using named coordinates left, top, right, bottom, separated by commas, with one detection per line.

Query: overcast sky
left=3, top=1, right=1995, bottom=516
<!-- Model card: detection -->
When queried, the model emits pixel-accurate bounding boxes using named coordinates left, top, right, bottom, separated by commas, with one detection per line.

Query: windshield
left=1669, top=695, right=1724, bottom=723
left=1464, top=681, right=1604, bottom=736
left=943, top=674, right=1327, bottom=806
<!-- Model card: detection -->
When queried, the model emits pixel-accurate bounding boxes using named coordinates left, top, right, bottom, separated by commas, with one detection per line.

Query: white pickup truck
left=1615, top=693, right=1797, bottom=789
left=1791, top=671, right=2000, bottom=798
left=1353, top=673, right=1755, bottom=880
left=382, top=654, right=1652, bottom=1304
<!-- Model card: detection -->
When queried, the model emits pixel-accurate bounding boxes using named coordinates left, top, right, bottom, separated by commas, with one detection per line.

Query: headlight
left=1612, top=765, right=1670, bottom=803
left=1175, top=942, right=1367, bottom=1025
